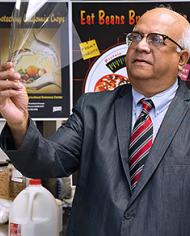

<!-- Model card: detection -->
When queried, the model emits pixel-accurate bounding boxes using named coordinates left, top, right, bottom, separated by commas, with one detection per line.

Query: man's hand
left=0, top=62, right=29, bottom=146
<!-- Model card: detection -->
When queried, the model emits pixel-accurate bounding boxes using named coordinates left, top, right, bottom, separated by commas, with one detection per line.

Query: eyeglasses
left=126, top=32, right=183, bottom=51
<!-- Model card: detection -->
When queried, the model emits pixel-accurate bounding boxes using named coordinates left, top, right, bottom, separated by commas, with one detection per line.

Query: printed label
left=9, top=223, right=21, bottom=236
left=80, top=39, right=100, bottom=60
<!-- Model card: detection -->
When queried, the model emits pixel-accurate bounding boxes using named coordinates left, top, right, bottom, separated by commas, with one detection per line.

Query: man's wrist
left=8, top=116, right=29, bottom=148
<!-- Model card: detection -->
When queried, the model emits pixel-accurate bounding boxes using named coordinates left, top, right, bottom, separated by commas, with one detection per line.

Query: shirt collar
left=132, top=80, right=179, bottom=115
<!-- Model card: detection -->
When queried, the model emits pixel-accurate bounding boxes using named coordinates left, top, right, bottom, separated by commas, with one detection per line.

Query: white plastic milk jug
left=9, top=179, right=59, bottom=236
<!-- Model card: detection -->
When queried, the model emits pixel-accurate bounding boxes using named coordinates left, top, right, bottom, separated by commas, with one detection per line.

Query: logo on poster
left=53, top=106, right=62, bottom=112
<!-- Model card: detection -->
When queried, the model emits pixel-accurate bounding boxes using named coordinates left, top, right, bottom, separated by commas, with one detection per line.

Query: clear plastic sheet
left=8, top=0, right=70, bottom=90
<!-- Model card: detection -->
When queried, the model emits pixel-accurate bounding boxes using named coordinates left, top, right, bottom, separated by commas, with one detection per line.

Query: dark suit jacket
left=1, top=80, right=190, bottom=236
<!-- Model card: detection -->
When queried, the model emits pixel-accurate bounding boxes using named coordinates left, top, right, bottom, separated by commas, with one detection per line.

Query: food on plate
left=18, top=65, right=47, bottom=84
left=94, top=74, right=128, bottom=92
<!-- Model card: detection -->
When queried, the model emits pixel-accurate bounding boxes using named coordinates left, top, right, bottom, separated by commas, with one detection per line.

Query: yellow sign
left=79, top=39, right=100, bottom=60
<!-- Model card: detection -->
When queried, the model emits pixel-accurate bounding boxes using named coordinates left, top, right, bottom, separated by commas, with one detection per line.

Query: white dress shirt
left=132, top=80, right=178, bottom=141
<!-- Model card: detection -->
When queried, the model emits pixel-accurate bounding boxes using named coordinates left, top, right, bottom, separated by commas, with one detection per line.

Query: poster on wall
left=0, top=1, right=70, bottom=120
left=72, top=1, right=190, bottom=104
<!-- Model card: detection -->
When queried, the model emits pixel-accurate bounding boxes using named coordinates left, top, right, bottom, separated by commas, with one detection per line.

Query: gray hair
left=178, top=25, right=190, bottom=53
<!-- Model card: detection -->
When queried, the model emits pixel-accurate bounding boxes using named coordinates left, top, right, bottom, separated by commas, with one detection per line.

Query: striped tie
left=129, top=99, right=154, bottom=190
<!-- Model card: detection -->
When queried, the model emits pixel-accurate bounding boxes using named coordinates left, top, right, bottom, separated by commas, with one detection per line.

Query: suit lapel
left=127, top=80, right=190, bottom=208
left=114, top=85, right=133, bottom=191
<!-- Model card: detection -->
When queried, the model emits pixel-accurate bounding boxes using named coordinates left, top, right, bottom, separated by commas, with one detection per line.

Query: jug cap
left=29, top=179, right=42, bottom=185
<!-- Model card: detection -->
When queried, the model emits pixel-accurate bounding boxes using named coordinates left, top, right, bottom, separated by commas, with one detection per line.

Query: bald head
left=132, top=7, right=190, bottom=53
left=143, top=7, right=189, bottom=26
left=136, top=8, right=190, bottom=47
left=126, top=7, right=190, bottom=97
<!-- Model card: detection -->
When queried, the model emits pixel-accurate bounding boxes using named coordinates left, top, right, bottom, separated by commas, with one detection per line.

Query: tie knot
left=140, top=99, right=154, bottom=114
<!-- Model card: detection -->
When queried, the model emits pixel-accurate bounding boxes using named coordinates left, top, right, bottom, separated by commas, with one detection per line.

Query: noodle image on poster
left=1, top=28, right=62, bottom=94
left=0, top=1, right=70, bottom=119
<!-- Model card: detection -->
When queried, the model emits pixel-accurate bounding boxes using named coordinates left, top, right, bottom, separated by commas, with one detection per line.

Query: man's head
left=126, top=7, right=190, bottom=97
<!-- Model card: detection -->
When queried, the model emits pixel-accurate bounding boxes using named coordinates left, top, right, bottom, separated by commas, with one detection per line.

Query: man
left=0, top=7, right=190, bottom=236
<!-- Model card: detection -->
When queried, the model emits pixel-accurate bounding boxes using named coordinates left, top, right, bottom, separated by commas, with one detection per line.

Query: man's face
left=126, top=10, right=184, bottom=92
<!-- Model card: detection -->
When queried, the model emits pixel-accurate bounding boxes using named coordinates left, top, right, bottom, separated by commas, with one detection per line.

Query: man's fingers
left=0, top=89, right=23, bottom=98
left=0, top=62, right=20, bottom=83
left=0, top=62, right=14, bottom=72
left=0, top=70, right=20, bottom=81
left=0, top=80, right=23, bottom=91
